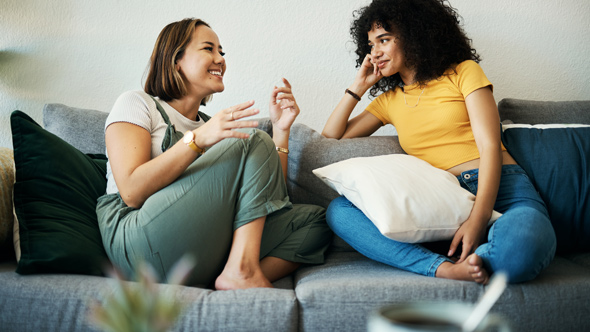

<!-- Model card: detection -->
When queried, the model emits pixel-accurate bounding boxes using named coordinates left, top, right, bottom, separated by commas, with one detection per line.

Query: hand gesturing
left=194, top=100, right=260, bottom=148
left=269, top=78, right=300, bottom=133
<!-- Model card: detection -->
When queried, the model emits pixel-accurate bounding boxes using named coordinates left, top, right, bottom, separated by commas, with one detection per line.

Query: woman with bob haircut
left=322, top=0, right=556, bottom=284
left=96, top=18, right=331, bottom=290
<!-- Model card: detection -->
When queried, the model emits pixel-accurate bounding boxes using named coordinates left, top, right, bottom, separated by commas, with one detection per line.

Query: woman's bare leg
left=215, top=217, right=273, bottom=290
left=260, top=257, right=300, bottom=282
left=435, top=253, right=490, bottom=284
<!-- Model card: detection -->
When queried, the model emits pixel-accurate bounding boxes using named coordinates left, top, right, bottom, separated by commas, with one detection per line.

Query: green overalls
left=96, top=97, right=331, bottom=287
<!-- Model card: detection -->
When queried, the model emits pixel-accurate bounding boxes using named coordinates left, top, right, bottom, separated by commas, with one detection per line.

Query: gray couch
left=1, top=99, right=589, bottom=331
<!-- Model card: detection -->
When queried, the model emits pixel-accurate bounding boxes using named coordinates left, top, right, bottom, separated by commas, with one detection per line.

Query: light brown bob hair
left=144, top=18, right=212, bottom=106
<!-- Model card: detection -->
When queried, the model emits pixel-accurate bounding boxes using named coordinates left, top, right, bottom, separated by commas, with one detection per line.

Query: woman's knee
left=326, top=196, right=353, bottom=227
left=243, top=128, right=274, bottom=148
left=489, top=207, right=556, bottom=283
left=207, top=128, right=273, bottom=158
left=299, top=205, right=332, bottom=253
left=326, top=196, right=372, bottom=237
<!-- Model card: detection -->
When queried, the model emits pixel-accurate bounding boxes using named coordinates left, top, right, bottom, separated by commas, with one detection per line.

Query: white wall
left=1, top=0, right=589, bottom=148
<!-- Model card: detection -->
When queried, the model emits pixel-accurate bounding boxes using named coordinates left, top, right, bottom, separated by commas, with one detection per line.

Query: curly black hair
left=351, top=0, right=481, bottom=97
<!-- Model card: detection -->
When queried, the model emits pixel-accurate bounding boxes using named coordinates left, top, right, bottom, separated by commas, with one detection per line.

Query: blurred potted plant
left=88, top=255, right=194, bottom=332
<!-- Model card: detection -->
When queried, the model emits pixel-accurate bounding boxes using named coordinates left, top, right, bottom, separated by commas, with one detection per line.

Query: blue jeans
left=326, top=165, right=557, bottom=283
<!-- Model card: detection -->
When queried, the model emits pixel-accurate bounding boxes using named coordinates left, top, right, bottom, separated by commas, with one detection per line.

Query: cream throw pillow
left=313, top=154, right=502, bottom=243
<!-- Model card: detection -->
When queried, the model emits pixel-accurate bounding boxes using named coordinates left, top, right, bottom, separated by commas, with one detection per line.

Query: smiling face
left=368, top=23, right=415, bottom=84
left=175, top=25, right=226, bottom=99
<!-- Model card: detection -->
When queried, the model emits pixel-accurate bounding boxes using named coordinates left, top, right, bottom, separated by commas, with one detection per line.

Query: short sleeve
left=105, top=91, right=157, bottom=133
left=453, top=60, right=493, bottom=98
left=365, top=92, right=392, bottom=125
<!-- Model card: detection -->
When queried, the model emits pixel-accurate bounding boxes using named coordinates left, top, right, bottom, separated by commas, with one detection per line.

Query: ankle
left=225, top=256, right=261, bottom=277
left=435, top=261, right=453, bottom=279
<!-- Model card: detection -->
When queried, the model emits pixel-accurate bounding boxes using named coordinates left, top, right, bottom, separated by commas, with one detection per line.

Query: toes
left=466, top=254, right=489, bottom=284
left=471, top=270, right=487, bottom=284
left=468, top=253, right=482, bottom=266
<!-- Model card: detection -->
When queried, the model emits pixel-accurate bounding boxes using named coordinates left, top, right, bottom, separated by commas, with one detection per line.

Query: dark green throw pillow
left=11, top=110, right=110, bottom=275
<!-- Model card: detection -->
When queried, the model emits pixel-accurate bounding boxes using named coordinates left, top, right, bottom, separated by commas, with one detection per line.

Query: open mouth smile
left=208, top=70, right=223, bottom=77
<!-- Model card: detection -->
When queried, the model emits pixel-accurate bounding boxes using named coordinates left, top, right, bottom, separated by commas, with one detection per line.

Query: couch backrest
left=286, top=124, right=404, bottom=207
left=42, top=103, right=275, bottom=155
left=43, top=98, right=590, bottom=207
left=43, top=104, right=109, bottom=155
left=498, top=98, right=590, bottom=124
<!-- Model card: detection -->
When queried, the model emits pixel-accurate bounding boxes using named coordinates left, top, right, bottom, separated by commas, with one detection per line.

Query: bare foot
left=214, top=266, right=273, bottom=290
left=435, top=254, right=490, bottom=284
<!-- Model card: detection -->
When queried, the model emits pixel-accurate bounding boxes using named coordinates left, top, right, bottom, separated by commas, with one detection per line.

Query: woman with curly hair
left=322, top=0, right=556, bottom=284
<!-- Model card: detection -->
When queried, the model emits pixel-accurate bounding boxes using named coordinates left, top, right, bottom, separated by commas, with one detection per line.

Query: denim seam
left=427, top=256, right=452, bottom=277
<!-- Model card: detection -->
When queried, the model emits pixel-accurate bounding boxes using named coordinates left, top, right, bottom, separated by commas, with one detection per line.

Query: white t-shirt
left=104, top=90, right=204, bottom=194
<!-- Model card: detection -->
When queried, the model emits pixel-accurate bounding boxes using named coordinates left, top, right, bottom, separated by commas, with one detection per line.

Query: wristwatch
left=183, top=130, right=204, bottom=154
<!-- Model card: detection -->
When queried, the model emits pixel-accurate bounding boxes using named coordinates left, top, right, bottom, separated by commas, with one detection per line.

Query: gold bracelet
left=345, top=88, right=361, bottom=101
left=276, top=146, right=289, bottom=154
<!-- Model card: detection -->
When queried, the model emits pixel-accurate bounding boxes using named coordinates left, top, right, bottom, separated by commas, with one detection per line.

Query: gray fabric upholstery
left=2, top=99, right=589, bottom=332
left=43, top=103, right=109, bottom=155
left=498, top=98, right=590, bottom=124
left=295, top=252, right=481, bottom=332
left=287, top=123, right=405, bottom=209
left=294, top=252, right=590, bottom=332
left=0, top=261, right=296, bottom=332
left=42, top=103, right=275, bottom=155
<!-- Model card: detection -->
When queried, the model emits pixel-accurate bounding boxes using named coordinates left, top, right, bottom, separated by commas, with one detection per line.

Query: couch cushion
left=0, top=268, right=298, bottom=332
left=11, top=110, right=110, bottom=275
left=294, top=251, right=590, bottom=332
left=562, top=252, right=590, bottom=269
left=498, top=98, right=590, bottom=125
left=501, top=124, right=590, bottom=253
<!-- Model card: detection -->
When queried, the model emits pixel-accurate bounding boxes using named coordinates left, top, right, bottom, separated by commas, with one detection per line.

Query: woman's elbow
left=321, top=131, right=337, bottom=139
left=118, top=188, right=146, bottom=209
left=321, top=129, right=343, bottom=139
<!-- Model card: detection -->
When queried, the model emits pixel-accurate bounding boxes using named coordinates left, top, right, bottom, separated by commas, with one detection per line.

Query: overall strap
left=149, top=96, right=183, bottom=152
left=148, top=96, right=210, bottom=152
left=149, top=96, right=173, bottom=125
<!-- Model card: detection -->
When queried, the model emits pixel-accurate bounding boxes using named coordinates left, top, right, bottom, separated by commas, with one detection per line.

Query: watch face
left=183, top=131, right=194, bottom=144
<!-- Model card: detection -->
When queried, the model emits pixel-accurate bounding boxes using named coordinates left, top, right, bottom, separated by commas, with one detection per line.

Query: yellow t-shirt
left=366, top=60, right=505, bottom=170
